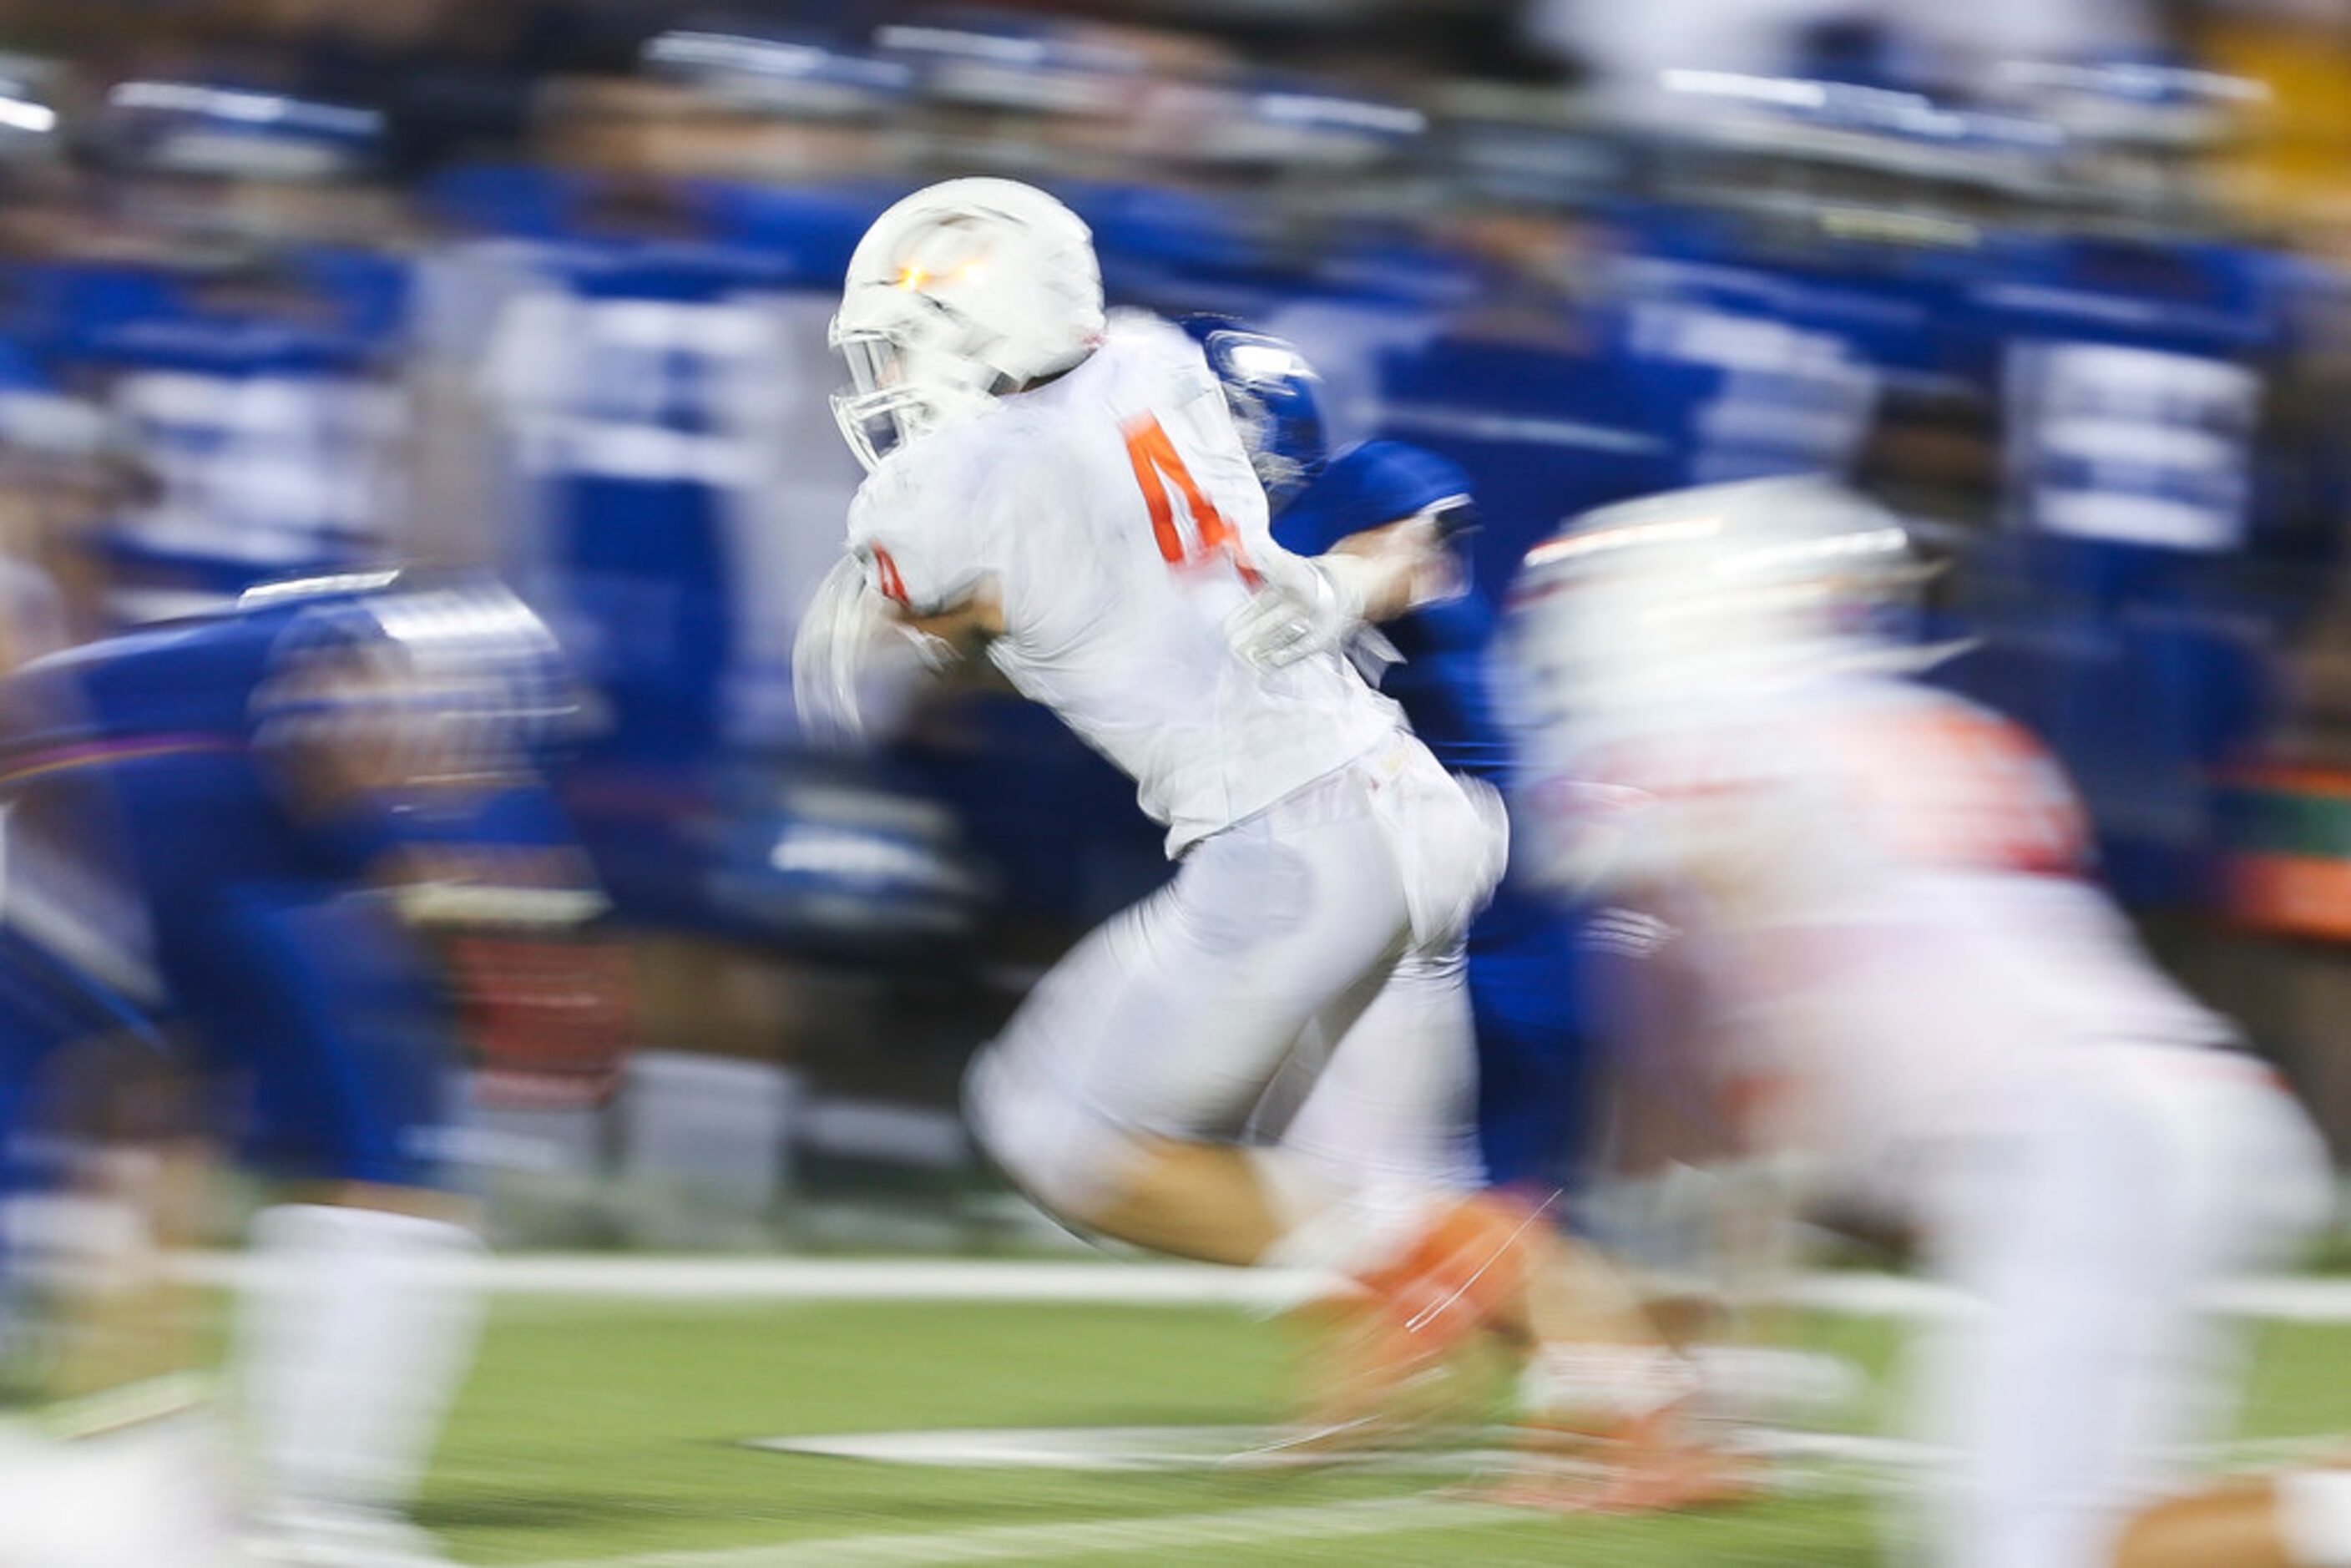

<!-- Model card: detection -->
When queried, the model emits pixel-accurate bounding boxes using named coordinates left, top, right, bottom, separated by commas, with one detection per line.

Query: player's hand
left=1226, top=554, right=1378, bottom=670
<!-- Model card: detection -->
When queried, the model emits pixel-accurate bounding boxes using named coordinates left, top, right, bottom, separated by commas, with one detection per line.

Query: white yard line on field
left=518, top=1495, right=1529, bottom=1568
left=165, top=1253, right=1328, bottom=1309
left=164, top=1252, right=2351, bottom=1322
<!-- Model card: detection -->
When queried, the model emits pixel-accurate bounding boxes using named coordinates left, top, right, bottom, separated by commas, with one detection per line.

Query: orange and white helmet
left=829, top=177, right=1105, bottom=471
left=1507, top=477, right=1924, bottom=726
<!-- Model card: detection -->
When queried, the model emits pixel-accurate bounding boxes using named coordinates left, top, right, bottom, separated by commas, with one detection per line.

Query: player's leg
left=966, top=804, right=1414, bottom=1266
left=1454, top=901, right=1717, bottom=1444
left=2110, top=1476, right=2302, bottom=1568
left=1267, top=941, right=1616, bottom=1363
left=2108, top=1467, right=2351, bottom=1568
left=1259, top=943, right=1482, bottom=1206
left=967, top=751, right=1564, bottom=1388
left=184, top=885, right=484, bottom=1565
left=0, top=926, right=246, bottom=1565
left=966, top=761, right=1490, bottom=1264
left=1256, top=938, right=1489, bottom=1303
left=0, top=921, right=205, bottom=1404
left=1248, top=942, right=1511, bottom=1437
left=1918, top=1044, right=2328, bottom=1568
left=1265, top=936, right=1740, bottom=1508
left=1466, top=891, right=1599, bottom=1195
left=1265, top=938, right=1634, bottom=1355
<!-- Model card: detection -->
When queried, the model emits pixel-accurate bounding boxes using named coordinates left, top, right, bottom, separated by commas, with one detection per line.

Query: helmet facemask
left=827, top=301, right=1010, bottom=472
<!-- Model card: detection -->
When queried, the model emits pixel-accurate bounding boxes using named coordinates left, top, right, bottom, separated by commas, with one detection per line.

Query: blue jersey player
left=0, top=569, right=628, bottom=1566
left=7, top=83, right=417, bottom=629
left=1189, top=321, right=1598, bottom=1192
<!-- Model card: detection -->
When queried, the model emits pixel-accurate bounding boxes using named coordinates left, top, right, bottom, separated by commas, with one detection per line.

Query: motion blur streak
left=0, top=3, right=2331, bottom=1567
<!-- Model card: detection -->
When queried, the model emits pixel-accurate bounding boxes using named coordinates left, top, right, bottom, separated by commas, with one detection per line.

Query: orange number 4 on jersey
left=1124, top=415, right=1256, bottom=581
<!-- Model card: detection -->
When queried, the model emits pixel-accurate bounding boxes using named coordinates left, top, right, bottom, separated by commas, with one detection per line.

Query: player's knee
left=961, top=1043, right=1134, bottom=1222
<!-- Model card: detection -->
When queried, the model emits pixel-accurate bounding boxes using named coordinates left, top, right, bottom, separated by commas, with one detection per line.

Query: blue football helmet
left=247, top=570, right=585, bottom=790
left=1181, top=316, right=1328, bottom=510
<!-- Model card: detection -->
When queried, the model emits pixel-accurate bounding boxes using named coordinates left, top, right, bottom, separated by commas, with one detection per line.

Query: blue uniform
left=1271, top=440, right=1595, bottom=1189
left=8, top=250, right=412, bottom=622
left=1935, top=230, right=2342, bottom=907
left=423, top=170, right=900, bottom=935
left=460, top=237, right=798, bottom=767
left=422, top=169, right=882, bottom=765
left=0, top=578, right=583, bottom=1189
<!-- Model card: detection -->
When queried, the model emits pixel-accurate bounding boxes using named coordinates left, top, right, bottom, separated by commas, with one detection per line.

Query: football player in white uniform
left=796, top=178, right=1690, bottom=1444
left=1507, top=477, right=2329, bottom=1567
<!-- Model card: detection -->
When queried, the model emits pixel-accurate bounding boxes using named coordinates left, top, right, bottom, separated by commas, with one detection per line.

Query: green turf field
left=419, top=1291, right=2351, bottom=1567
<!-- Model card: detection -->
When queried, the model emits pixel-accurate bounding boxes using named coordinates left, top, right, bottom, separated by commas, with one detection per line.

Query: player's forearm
left=796, top=556, right=1006, bottom=741
left=1321, top=545, right=1418, bottom=623
left=1326, top=513, right=1454, bottom=624
left=892, top=584, right=1005, bottom=656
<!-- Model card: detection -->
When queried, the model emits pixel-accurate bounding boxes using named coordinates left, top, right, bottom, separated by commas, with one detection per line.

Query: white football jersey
left=1533, top=674, right=2229, bottom=1160
left=845, top=312, right=1403, bottom=853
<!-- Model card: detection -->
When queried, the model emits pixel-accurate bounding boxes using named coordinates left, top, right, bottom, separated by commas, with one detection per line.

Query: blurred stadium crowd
left=0, top=0, right=2340, bottom=1241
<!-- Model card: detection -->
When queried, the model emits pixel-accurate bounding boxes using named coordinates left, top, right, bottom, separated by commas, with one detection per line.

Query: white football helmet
left=1507, top=477, right=1924, bottom=726
left=829, top=177, right=1106, bottom=471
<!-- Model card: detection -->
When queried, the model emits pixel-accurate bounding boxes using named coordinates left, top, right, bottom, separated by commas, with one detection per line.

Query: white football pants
left=1910, top=1041, right=2329, bottom=1568
left=965, top=745, right=1493, bottom=1226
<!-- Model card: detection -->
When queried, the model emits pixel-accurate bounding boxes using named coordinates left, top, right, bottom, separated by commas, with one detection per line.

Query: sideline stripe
left=166, top=1255, right=1324, bottom=1309
left=519, top=1495, right=1528, bottom=1568
left=164, top=1254, right=2351, bottom=1322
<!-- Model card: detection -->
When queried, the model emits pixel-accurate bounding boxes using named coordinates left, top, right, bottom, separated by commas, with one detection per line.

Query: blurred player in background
left=414, top=38, right=918, bottom=943
left=0, top=569, right=629, bottom=1566
left=796, top=178, right=1710, bottom=1479
left=1507, top=476, right=2328, bottom=1566
left=1933, top=57, right=2345, bottom=912
left=442, top=38, right=895, bottom=770
left=7, top=80, right=419, bottom=630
